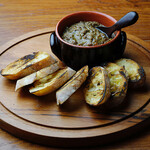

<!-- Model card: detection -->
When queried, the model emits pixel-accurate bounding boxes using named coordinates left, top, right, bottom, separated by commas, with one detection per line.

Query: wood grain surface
left=0, top=0, right=150, bottom=149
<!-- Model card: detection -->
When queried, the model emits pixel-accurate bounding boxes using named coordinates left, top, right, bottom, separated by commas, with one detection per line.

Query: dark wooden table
left=0, top=0, right=150, bottom=149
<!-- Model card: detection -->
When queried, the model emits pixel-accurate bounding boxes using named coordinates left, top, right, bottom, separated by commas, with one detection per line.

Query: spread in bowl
left=62, top=21, right=113, bottom=46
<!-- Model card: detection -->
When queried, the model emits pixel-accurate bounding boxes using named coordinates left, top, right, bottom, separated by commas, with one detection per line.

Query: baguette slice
left=29, top=67, right=76, bottom=96
left=1, top=51, right=56, bottom=80
left=105, top=63, right=128, bottom=107
left=84, top=66, right=110, bottom=106
left=56, top=66, right=88, bottom=105
left=15, top=62, right=60, bottom=91
left=115, top=58, right=146, bottom=88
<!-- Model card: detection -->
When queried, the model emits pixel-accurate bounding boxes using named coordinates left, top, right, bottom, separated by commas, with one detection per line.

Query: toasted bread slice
left=15, top=62, right=60, bottom=91
left=84, top=66, right=110, bottom=106
left=29, top=67, right=76, bottom=96
left=115, top=58, right=146, bottom=88
left=56, top=66, right=88, bottom=105
left=1, top=52, right=56, bottom=80
left=104, top=63, right=128, bottom=107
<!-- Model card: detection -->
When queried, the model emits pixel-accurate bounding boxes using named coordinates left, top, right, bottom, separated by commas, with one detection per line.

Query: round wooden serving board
left=0, top=28, right=150, bottom=147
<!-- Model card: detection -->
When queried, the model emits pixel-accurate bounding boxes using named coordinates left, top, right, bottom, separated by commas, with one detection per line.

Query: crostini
left=104, top=62, right=128, bottom=107
left=56, top=65, right=88, bottom=105
left=115, top=58, right=146, bottom=88
left=1, top=52, right=56, bottom=80
left=15, top=62, right=60, bottom=91
left=29, top=67, right=76, bottom=96
left=84, top=66, right=110, bottom=106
